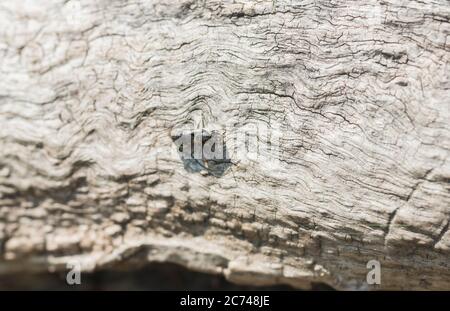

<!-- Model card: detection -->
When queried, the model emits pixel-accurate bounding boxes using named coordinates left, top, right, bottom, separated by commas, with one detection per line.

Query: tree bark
left=0, top=0, right=449, bottom=290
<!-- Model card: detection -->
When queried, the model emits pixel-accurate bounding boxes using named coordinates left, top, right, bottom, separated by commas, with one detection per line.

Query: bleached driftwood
left=0, top=0, right=449, bottom=290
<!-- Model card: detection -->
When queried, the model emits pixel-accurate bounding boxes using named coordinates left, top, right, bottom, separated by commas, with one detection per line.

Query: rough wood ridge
left=0, top=0, right=449, bottom=290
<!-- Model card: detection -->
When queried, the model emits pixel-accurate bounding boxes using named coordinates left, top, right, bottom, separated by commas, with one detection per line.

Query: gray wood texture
left=0, top=0, right=449, bottom=290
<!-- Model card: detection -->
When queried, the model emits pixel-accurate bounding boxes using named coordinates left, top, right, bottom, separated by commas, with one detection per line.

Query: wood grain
left=0, top=0, right=449, bottom=289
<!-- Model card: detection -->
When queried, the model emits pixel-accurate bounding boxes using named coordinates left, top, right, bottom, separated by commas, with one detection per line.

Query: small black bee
left=171, top=129, right=231, bottom=177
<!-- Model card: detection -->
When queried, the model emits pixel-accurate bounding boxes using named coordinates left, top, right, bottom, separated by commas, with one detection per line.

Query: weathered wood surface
left=0, top=0, right=449, bottom=290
